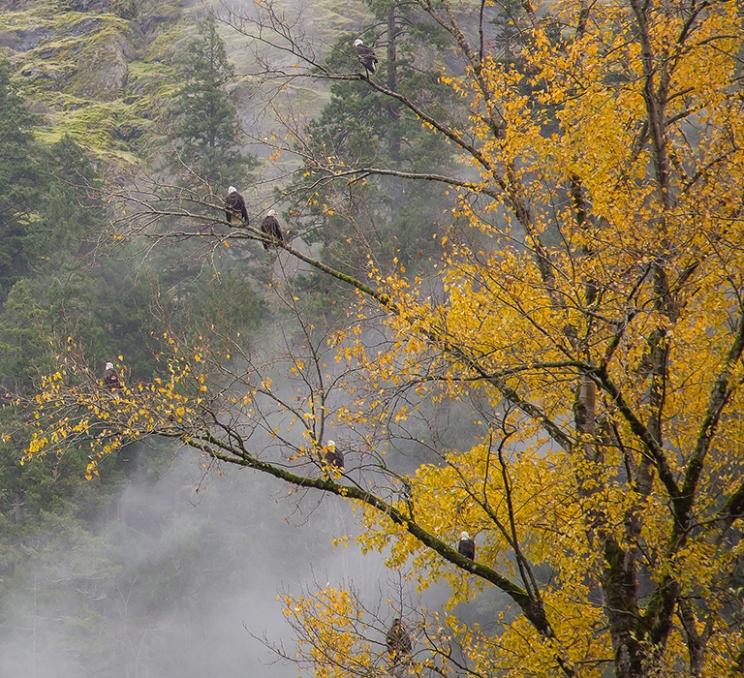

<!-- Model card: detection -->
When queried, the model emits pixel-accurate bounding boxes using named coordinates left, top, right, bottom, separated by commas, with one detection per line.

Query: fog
left=0, top=312, right=474, bottom=678
left=0, top=446, right=407, bottom=678
left=0, top=309, right=458, bottom=678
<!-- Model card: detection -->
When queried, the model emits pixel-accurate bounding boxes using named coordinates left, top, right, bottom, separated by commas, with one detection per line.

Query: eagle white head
left=327, top=439, right=336, bottom=450
left=460, top=531, right=471, bottom=541
left=267, top=209, right=278, bottom=217
left=227, top=185, right=237, bottom=194
left=353, top=38, right=364, bottom=47
left=105, top=362, right=114, bottom=371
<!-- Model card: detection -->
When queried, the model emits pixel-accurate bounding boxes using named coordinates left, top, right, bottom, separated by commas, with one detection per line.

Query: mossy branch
left=186, top=432, right=558, bottom=642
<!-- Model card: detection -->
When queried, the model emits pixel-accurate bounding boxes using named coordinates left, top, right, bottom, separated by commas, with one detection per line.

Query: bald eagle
left=260, top=209, right=284, bottom=250
left=225, top=186, right=249, bottom=226
left=353, top=38, right=378, bottom=77
left=386, top=618, right=412, bottom=660
left=323, top=439, right=344, bottom=470
left=458, top=531, right=475, bottom=560
left=103, top=362, right=121, bottom=390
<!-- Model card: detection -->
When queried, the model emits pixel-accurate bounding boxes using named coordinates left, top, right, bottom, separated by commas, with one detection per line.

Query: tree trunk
left=386, top=5, right=401, bottom=162
left=12, top=487, right=24, bottom=523
left=603, top=539, right=645, bottom=677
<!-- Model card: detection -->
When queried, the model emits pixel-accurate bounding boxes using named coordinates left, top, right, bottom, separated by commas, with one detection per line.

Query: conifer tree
left=291, top=1, right=456, bottom=273
left=38, top=135, right=100, bottom=257
left=172, top=13, right=255, bottom=189
left=0, top=58, right=44, bottom=298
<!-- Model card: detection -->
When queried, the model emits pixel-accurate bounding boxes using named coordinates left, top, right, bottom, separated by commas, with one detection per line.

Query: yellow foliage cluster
left=281, top=588, right=378, bottom=678
left=15, top=336, right=214, bottom=480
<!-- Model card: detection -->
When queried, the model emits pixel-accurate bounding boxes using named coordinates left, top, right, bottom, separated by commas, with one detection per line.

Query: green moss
left=0, top=9, right=128, bottom=37
left=127, top=59, right=177, bottom=95
left=12, top=12, right=133, bottom=101
left=144, top=19, right=191, bottom=62
left=32, top=127, right=66, bottom=146
left=0, top=8, right=56, bottom=32
left=31, top=98, right=148, bottom=162
left=55, top=100, right=145, bottom=140
left=127, top=59, right=164, bottom=79
left=25, top=34, right=89, bottom=60
left=3, top=2, right=207, bottom=163
left=24, top=15, right=131, bottom=61
left=51, top=12, right=130, bottom=34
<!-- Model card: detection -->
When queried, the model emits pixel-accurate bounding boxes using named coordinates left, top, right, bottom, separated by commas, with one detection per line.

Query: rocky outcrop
left=0, top=26, right=54, bottom=51
left=0, top=0, right=194, bottom=159
left=57, top=0, right=114, bottom=10
left=72, top=30, right=134, bottom=98
left=18, top=62, right=69, bottom=89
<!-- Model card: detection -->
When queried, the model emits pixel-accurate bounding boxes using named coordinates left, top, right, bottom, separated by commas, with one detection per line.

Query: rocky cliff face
left=1, top=0, right=372, bottom=167
left=1, top=0, right=372, bottom=170
left=0, top=0, right=194, bottom=162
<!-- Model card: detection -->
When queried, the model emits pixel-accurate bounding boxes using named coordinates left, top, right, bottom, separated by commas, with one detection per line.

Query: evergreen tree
left=0, top=58, right=45, bottom=298
left=172, top=13, right=256, bottom=189
left=0, top=280, right=53, bottom=391
left=290, top=1, right=457, bottom=274
left=38, top=135, right=100, bottom=257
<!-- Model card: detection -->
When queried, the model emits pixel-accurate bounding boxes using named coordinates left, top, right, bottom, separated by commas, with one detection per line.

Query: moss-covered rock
left=56, top=0, right=115, bottom=11
left=0, top=26, right=54, bottom=51
left=69, top=28, right=133, bottom=97
left=1, top=0, right=193, bottom=161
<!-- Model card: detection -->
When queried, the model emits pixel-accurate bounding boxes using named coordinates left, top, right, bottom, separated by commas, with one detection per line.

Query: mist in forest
left=0, top=448, right=398, bottom=678
left=0, top=313, right=467, bottom=678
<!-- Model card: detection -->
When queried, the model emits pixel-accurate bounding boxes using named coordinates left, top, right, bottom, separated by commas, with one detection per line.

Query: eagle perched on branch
left=225, top=186, right=249, bottom=226
left=260, top=209, right=284, bottom=250
left=353, top=38, right=378, bottom=77
left=323, top=439, right=344, bottom=470
left=386, top=618, right=412, bottom=660
left=103, top=362, right=121, bottom=391
left=458, top=531, right=475, bottom=560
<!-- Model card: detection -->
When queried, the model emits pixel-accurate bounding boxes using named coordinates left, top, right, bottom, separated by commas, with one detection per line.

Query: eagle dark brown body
left=386, top=618, right=412, bottom=660
left=225, top=187, right=249, bottom=226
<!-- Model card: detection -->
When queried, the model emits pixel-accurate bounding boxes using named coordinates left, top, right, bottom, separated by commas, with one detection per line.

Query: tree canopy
left=171, top=12, right=256, bottom=190
left=0, top=58, right=44, bottom=298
